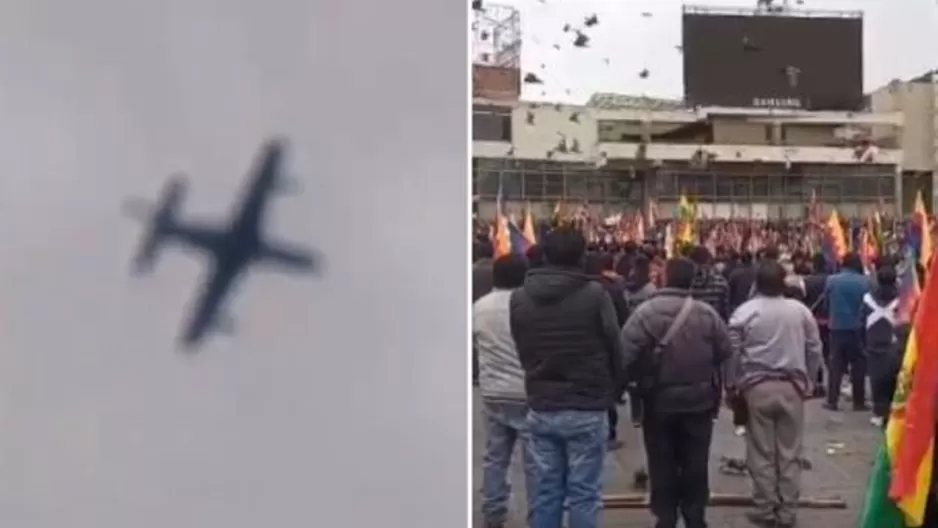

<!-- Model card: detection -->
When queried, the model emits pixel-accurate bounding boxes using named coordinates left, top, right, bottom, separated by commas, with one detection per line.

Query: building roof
left=586, top=92, right=686, bottom=111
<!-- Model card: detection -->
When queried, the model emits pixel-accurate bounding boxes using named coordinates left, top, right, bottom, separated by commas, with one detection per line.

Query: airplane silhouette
left=124, top=138, right=318, bottom=350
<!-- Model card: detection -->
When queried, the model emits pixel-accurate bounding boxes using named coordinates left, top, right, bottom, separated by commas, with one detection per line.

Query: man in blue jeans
left=473, top=253, right=535, bottom=527
left=510, top=227, right=626, bottom=528
left=823, top=252, right=870, bottom=411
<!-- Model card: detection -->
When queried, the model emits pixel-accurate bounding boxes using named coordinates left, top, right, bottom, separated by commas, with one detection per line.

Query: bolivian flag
left=676, top=193, right=695, bottom=244
left=861, top=251, right=938, bottom=527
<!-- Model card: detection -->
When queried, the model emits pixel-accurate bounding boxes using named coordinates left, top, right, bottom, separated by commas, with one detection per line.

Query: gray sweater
left=726, top=294, right=823, bottom=395
left=473, top=288, right=526, bottom=403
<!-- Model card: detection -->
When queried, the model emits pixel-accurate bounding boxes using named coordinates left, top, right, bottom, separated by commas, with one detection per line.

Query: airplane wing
left=258, top=240, right=319, bottom=272
left=178, top=262, right=239, bottom=348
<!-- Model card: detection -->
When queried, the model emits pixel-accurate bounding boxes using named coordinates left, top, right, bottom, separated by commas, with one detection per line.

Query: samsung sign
left=752, top=97, right=803, bottom=109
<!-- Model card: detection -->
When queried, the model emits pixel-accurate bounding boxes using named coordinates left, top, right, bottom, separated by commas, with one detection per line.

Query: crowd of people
left=471, top=226, right=928, bottom=528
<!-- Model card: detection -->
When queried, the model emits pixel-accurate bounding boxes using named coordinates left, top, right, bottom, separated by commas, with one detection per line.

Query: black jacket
left=727, top=266, right=755, bottom=315
left=510, top=267, right=625, bottom=411
left=592, top=274, right=630, bottom=327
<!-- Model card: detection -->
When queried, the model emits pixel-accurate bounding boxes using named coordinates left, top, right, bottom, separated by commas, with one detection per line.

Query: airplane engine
left=131, top=176, right=187, bottom=274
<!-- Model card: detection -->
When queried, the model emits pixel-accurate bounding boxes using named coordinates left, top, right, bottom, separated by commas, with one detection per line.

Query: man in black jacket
left=728, top=251, right=755, bottom=314
left=619, top=258, right=733, bottom=528
left=585, top=251, right=631, bottom=451
left=510, top=227, right=625, bottom=528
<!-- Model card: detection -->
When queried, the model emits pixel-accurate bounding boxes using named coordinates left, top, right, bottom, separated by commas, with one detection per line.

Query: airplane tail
left=258, top=241, right=318, bottom=272
left=125, top=176, right=187, bottom=274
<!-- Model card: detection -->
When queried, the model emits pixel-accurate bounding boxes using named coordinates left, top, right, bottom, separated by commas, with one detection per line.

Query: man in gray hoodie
left=726, top=260, right=823, bottom=528
left=473, top=253, right=533, bottom=528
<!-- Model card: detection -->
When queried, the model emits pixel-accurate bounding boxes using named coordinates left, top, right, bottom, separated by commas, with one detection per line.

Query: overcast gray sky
left=480, top=0, right=938, bottom=103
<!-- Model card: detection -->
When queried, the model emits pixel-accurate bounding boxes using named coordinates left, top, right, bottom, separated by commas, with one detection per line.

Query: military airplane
left=125, top=138, right=317, bottom=350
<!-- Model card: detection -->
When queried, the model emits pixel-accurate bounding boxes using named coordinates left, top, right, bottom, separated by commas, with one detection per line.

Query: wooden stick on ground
left=602, top=493, right=847, bottom=510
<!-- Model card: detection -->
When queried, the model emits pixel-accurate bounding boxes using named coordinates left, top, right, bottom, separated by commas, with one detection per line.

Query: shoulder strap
left=654, top=297, right=695, bottom=357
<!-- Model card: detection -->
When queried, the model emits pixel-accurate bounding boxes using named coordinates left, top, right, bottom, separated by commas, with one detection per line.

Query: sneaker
left=734, top=426, right=747, bottom=437
left=745, top=511, right=777, bottom=527
left=853, top=403, right=871, bottom=412
left=822, top=402, right=839, bottom=412
left=870, top=416, right=885, bottom=427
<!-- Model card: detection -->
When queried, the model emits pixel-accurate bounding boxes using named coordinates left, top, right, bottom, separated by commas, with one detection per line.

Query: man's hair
left=740, top=251, right=754, bottom=265
left=542, top=226, right=587, bottom=267
left=492, top=254, right=529, bottom=289
left=754, top=260, right=786, bottom=297
left=689, top=245, right=711, bottom=266
left=525, top=244, right=544, bottom=268
left=664, top=258, right=696, bottom=289
left=877, top=265, right=897, bottom=287
left=842, top=252, right=864, bottom=273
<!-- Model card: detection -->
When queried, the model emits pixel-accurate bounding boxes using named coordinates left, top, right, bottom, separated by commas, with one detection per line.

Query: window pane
left=696, top=173, right=715, bottom=198
left=523, top=172, right=544, bottom=200
left=752, top=175, right=769, bottom=199
left=544, top=172, right=564, bottom=198
left=716, top=175, right=732, bottom=198
left=566, top=173, right=588, bottom=199
left=879, top=175, right=895, bottom=198
left=477, top=169, right=500, bottom=197
left=730, top=176, right=749, bottom=197
left=768, top=175, right=785, bottom=197
left=656, top=171, right=678, bottom=197
left=501, top=171, right=522, bottom=200
left=586, top=174, right=605, bottom=200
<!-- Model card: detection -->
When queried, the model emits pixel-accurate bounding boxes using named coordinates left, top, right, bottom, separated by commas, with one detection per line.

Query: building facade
left=473, top=93, right=903, bottom=219
left=867, top=71, right=938, bottom=213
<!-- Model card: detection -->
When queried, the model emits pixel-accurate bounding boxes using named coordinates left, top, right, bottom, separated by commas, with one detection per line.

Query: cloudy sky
left=474, top=0, right=938, bottom=103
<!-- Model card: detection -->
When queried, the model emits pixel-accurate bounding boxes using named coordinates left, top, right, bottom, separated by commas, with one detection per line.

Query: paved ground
left=472, top=390, right=881, bottom=527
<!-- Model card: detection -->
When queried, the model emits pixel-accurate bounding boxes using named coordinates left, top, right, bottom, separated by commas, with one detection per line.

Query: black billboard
left=681, top=11, right=863, bottom=111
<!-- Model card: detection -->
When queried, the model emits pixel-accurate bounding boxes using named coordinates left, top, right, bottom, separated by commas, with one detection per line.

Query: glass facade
left=472, top=157, right=898, bottom=218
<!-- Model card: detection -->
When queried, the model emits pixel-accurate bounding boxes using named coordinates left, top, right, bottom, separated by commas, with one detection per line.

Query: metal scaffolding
left=472, top=3, right=521, bottom=68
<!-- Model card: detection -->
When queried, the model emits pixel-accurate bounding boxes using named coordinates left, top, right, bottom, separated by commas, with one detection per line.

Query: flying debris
left=526, top=111, right=536, bottom=125
left=563, top=23, right=571, bottom=32
left=480, top=30, right=490, bottom=41
left=506, top=146, right=515, bottom=157
left=555, top=136, right=569, bottom=154
left=471, top=0, right=483, bottom=11
left=584, top=14, right=599, bottom=27
left=523, top=72, right=544, bottom=84
left=675, top=45, right=683, bottom=53
left=603, top=57, right=610, bottom=65
left=540, top=63, right=546, bottom=69
left=638, top=69, right=649, bottom=79
left=480, top=53, right=490, bottom=63
left=573, top=31, right=590, bottom=48
left=569, top=112, right=580, bottom=123
left=546, top=150, right=555, bottom=159
left=641, top=12, right=652, bottom=18
left=570, top=139, right=581, bottom=153
left=553, top=44, right=561, bottom=50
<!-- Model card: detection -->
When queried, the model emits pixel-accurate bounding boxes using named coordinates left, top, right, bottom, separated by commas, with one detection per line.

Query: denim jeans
left=480, top=400, right=536, bottom=525
left=527, top=409, right=608, bottom=528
